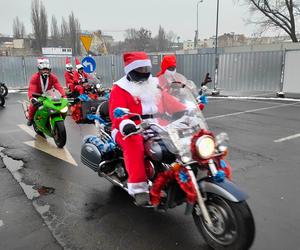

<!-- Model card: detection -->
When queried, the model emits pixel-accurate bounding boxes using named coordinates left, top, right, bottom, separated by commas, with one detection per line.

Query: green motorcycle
left=23, top=89, right=69, bottom=148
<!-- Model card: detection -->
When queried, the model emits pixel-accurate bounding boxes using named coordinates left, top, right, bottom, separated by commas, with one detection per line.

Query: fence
left=0, top=51, right=285, bottom=92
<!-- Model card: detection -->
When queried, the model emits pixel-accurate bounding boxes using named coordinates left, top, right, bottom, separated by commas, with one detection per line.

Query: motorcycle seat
left=98, top=100, right=110, bottom=121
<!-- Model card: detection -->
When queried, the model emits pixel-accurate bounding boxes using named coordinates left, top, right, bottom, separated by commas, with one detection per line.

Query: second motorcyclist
left=27, top=58, right=65, bottom=126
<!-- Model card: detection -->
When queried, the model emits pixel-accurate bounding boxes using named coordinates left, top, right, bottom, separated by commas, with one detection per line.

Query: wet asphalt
left=0, top=92, right=300, bottom=250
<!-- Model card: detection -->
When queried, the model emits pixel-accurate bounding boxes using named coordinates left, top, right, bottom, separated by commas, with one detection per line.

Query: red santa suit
left=73, top=58, right=89, bottom=94
left=28, top=72, right=65, bottom=120
left=64, top=71, right=74, bottom=91
left=109, top=52, right=186, bottom=196
left=64, top=57, right=75, bottom=91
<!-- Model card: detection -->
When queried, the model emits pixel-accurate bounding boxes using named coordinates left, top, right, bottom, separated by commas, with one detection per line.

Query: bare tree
left=13, top=17, right=26, bottom=39
left=31, top=0, right=48, bottom=51
left=242, top=0, right=300, bottom=42
left=156, top=25, right=169, bottom=51
left=124, top=27, right=153, bottom=51
left=51, top=15, right=60, bottom=46
left=60, top=17, right=69, bottom=47
left=68, top=12, right=81, bottom=55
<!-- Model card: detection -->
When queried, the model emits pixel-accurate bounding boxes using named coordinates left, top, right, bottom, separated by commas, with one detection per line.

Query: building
left=183, top=40, right=195, bottom=50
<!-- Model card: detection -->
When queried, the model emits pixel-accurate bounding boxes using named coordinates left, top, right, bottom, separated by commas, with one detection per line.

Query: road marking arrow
left=18, top=124, right=78, bottom=166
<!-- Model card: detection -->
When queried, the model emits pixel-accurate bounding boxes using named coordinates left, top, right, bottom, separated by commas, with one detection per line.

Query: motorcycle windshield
left=44, top=89, right=62, bottom=101
left=153, top=73, right=208, bottom=160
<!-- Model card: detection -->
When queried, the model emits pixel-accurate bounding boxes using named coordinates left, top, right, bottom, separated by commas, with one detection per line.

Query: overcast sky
left=0, top=0, right=257, bottom=41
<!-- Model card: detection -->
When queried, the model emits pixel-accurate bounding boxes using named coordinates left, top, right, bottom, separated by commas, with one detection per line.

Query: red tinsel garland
left=71, top=103, right=82, bottom=122
left=150, top=165, right=197, bottom=206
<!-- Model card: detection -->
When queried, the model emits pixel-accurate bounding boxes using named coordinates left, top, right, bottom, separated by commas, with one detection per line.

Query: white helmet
left=66, top=63, right=73, bottom=72
left=37, top=58, right=51, bottom=70
left=76, top=64, right=84, bottom=71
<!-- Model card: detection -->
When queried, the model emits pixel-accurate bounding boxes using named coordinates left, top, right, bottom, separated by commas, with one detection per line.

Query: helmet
left=76, top=64, right=84, bottom=71
left=37, top=58, right=51, bottom=70
left=66, top=63, right=73, bottom=72
left=65, top=57, right=73, bottom=72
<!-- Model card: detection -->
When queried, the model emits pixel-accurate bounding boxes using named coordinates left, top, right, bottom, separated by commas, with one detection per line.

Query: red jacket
left=73, top=71, right=89, bottom=84
left=109, top=77, right=186, bottom=132
left=64, top=71, right=74, bottom=87
left=28, top=72, right=65, bottom=99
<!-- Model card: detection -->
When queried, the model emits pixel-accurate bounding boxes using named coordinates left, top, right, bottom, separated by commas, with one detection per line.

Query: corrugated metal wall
left=0, top=51, right=285, bottom=92
left=176, top=54, right=215, bottom=88
left=218, top=51, right=283, bottom=91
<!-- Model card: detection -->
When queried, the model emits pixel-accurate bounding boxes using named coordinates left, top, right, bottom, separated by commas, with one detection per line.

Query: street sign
left=42, top=47, right=72, bottom=56
left=82, top=56, right=96, bottom=73
left=80, top=35, right=93, bottom=53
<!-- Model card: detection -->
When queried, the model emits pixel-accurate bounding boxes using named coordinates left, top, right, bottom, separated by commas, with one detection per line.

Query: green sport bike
left=23, top=89, right=69, bottom=148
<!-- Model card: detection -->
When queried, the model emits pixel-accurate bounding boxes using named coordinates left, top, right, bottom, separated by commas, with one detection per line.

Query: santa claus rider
left=109, top=52, right=187, bottom=206
left=64, top=57, right=75, bottom=93
left=27, top=58, right=66, bottom=126
left=73, top=58, right=89, bottom=95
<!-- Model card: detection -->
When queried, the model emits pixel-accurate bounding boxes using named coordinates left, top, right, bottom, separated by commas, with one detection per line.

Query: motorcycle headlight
left=195, top=135, right=215, bottom=159
left=60, top=106, right=68, bottom=113
left=96, top=83, right=101, bottom=89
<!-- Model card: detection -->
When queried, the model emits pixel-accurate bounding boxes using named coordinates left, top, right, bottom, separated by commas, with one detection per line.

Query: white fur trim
left=127, top=182, right=149, bottom=196
left=40, top=75, right=49, bottom=93
left=119, top=119, right=136, bottom=136
left=76, top=64, right=83, bottom=70
left=111, top=128, right=118, bottom=142
left=114, top=76, right=159, bottom=115
left=124, top=59, right=152, bottom=75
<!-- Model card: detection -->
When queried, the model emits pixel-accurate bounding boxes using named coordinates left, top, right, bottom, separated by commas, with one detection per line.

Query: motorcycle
left=0, top=82, right=8, bottom=97
left=70, top=75, right=110, bottom=123
left=80, top=73, right=255, bottom=250
left=22, top=88, right=69, bottom=148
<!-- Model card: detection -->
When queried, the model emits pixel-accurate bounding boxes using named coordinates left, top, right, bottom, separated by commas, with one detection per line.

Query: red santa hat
left=157, top=55, right=176, bottom=77
left=75, top=58, right=83, bottom=70
left=123, top=51, right=152, bottom=75
left=65, top=57, right=73, bottom=68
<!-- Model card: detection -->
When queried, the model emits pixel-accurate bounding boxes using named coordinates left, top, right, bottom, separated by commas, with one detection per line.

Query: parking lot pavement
left=1, top=93, right=300, bottom=249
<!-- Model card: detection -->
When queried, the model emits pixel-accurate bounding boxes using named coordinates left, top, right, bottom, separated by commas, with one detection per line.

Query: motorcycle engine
left=144, top=138, right=176, bottom=164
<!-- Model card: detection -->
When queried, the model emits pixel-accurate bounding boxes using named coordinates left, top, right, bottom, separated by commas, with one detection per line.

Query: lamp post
left=212, top=0, right=220, bottom=95
left=195, top=0, right=204, bottom=49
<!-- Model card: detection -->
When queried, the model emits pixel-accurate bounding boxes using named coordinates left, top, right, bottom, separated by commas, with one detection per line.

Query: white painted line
left=18, top=124, right=78, bottom=166
left=274, top=133, right=300, bottom=143
left=209, top=96, right=300, bottom=102
left=206, top=102, right=300, bottom=120
left=18, top=124, right=36, bottom=138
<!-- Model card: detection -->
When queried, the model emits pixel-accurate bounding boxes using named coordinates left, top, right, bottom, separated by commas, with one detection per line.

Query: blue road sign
left=82, top=56, right=96, bottom=73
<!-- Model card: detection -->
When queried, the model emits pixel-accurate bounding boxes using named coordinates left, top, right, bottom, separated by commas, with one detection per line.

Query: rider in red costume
left=73, top=58, right=89, bottom=95
left=64, top=57, right=75, bottom=92
left=109, top=52, right=186, bottom=205
left=27, top=58, right=65, bottom=126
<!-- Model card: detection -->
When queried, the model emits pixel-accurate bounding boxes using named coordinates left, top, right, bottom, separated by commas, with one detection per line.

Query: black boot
left=27, top=120, right=33, bottom=126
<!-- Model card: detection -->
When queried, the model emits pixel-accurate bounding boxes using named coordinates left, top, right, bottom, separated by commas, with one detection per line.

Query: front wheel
left=193, top=194, right=255, bottom=250
left=53, top=121, right=66, bottom=148
left=0, top=84, right=8, bottom=97
left=0, top=96, right=5, bottom=107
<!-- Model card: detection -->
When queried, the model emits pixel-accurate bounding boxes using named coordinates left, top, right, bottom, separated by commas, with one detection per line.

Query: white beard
left=130, top=78, right=161, bottom=104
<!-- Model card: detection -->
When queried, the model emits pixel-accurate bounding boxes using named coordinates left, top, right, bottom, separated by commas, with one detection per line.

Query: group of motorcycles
left=18, top=71, right=255, bottom=249
left=0, top=82, right=8, bottom=107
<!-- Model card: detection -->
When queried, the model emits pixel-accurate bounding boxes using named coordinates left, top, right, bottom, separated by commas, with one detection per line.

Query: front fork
left=187, top=165, right=213, bottom=227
